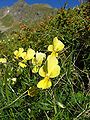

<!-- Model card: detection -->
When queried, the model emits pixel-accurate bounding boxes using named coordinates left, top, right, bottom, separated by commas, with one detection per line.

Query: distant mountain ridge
left=0, top=0, right=57, bottom=32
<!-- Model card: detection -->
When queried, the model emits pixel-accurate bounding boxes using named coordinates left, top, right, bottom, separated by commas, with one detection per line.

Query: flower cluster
left=37, top=37, right=64, bottom=89
left=14, top=48, right=35, bottom=68
left=14, top=37, right=64, bottom=89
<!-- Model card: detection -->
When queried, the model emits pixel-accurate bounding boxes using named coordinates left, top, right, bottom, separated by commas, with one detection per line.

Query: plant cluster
left=0, top=3, right=90, bottom=120
left=13, top=37, right=64, bottom=90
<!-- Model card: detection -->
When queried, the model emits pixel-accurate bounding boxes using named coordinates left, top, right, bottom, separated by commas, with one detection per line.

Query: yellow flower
left=18, top=62, right=26, bottom=68
left=48, top=37, right=64, bottom=57
left=21, top=48, right=35, bottom=61
left=32, top=52, right=46, bottom=73
left=0, top=58, right=7, bottom=63
left=32, top=52, right=46, bottom=66
left=37, top=56, right=60, bottom=89
left=14, top=48, right=24, bottom=59
left=37, top=76, right=52, bottom=89
left=20, top=52, right=27, bottom=60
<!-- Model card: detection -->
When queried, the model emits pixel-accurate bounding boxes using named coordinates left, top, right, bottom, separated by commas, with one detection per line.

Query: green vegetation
left=1, top=14, right=14, bottom=27
left=0, top=3, right=90, bottom=120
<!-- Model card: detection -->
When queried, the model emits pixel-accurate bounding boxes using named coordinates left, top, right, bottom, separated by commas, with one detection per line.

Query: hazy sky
left=0, top=0, right=80, bottom=8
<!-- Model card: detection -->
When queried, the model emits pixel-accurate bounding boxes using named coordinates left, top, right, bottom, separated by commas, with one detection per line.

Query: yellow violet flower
left=18, top=62, right=26, bottom=68
left=37, top=56, right=60, bottom=89
left=0, top=58, right=7, bottom=63
left=21, top=48, right=35, bottom=61
left=32, top=52, right=46, bottom=66
left=48, top=37, right=64, bottom=57
left=32, top=52, right=46, bottom=73
left=14, top=48, right=24, bottom=59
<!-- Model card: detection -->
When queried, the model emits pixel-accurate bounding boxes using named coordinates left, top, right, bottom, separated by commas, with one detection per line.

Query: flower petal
left=19, top=48, right=24, bottom=54
left=14, top=48, right=24, bottom=59
left=18, top=62, right=26, bottom=68
left=20, top=52, right=26, bottom=59
left=47, top=55, right=58, bottom=76
left=37, top=77, right=52, bottom=89
left=32, top=57, right=36, bottom=65
left=36, top=52, right=46, bottom=66
left=26, top=48, right=35, bottom=60
left=39, top=66, right=46, bottom=77
left=53, top=37, right=64, bottom=52
left=14, top=50, right=18, bottom=56
left=48, top=45, right=53, bottom=51
left=47, top=55, right=58, bottom=65
left=50, top=65, right=60, bottom=78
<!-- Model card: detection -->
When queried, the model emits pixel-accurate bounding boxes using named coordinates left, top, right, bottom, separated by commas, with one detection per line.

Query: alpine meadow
left=0, top=1, right=90, bottom=120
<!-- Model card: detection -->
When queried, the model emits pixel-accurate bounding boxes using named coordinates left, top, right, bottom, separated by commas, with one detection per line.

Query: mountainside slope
left=0, top=1, right=57, bottom=32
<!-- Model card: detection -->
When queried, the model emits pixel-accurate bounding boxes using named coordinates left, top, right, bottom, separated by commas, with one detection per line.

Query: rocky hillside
left=0, top=0, right=57, bottom=32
